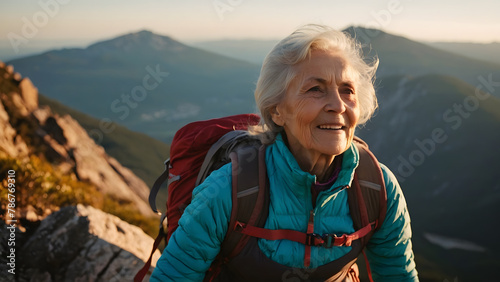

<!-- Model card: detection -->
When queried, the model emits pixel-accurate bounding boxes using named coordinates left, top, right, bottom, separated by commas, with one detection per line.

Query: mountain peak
left=87, top=29, right=186, bottom=53
left=343, top=25, right=395, bottom=43
left=133, top=29, right=154, bottom=35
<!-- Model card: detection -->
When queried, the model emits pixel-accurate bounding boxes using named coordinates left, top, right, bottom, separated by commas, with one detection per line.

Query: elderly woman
left=151, top=24, right=418, bottom=281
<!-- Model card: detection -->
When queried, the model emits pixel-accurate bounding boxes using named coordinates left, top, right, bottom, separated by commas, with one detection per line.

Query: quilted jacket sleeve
left=150, top=163, right=233, bottom=282
left=365, top=163, right=419, bottom=281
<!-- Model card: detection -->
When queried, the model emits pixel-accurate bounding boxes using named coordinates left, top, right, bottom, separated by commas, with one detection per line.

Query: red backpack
left=135, top=114, right=387, bottom=282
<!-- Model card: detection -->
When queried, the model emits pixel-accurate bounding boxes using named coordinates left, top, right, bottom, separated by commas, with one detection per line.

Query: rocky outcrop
left=0, top=100, right=29, bottom=158
left=1, top=204, right=160, bottom=282
left=0, top=62, right=152, bottom=216
left=32, top=106, right=152, bottom=214
left=0, top=62, right=163, bottom=281
left=18, top=78, right=38, bottom=112
left=0, top=64, right=31, bottom=158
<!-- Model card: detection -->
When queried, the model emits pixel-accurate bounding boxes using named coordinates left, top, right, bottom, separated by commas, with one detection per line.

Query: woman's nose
left=324, top=89, right=346, bottom=113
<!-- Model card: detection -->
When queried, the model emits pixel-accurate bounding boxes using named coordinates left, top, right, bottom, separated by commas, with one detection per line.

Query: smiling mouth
left=317, top=125, right=346, bottom=130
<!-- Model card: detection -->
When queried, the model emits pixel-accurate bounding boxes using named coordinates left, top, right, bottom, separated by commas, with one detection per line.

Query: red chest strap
left=234, top=219, right=376, bottom=248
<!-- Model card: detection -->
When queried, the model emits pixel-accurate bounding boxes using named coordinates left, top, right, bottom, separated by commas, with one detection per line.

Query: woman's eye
left=341, top=87, right=355, bottom=95
left=307, top=86, right=322, bottom=92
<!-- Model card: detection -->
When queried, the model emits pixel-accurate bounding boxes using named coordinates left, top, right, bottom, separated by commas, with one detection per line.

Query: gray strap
left=149, top=159, right=171, bottom=214
left=358, top=180, right=381, bottom=191
left=167, top=174, right=180, bottom=187
left=195, top=130, right=246, bottom=186
left=237, top=185, right=259, bottom=198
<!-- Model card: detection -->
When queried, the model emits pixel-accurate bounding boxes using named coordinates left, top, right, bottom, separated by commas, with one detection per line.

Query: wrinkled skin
left=271, top=49, right=360, bottom=182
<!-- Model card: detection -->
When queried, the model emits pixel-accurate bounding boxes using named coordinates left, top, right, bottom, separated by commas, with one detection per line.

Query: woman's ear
left=270, top=105, right=285, bottom=126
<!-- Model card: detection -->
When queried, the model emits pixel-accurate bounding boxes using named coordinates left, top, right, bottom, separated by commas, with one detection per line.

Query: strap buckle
left=315, top=233, right=353, bottom=247
left=305, top=233, right=324, bottom=246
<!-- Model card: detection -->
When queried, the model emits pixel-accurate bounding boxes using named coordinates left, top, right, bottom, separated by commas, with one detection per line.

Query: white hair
left=253, top=24, right=379, bottom=143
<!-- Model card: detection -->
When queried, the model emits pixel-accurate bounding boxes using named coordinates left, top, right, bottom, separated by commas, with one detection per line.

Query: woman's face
left=271, top=49, right=360, bottom=161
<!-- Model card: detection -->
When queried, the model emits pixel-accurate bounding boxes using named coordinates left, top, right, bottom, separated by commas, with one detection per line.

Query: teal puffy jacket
left=151, top=135, right=418, bottom=281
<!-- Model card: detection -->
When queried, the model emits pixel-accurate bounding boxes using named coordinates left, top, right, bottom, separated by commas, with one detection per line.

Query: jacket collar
left=268, top=133, right=359, bottom=193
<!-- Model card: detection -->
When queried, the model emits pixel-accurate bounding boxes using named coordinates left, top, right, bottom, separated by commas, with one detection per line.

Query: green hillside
left=38, top=94, right=170, bottom=188
left=357, top=74, right=500, bottom=281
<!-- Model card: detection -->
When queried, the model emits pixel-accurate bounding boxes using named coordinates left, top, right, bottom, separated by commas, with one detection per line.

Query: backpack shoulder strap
left=206, top=144, right=268, bottom=279
left=233, top=138, right=387, bottom=251
left=226, top=144, right=269, bottom=257
left=196, top=130, right=246, bottom=187
left=348, top=137, right=388, bottom=246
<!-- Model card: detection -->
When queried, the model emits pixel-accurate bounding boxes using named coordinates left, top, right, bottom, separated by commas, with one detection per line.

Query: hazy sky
left=1, top=0, right=499, bottom=59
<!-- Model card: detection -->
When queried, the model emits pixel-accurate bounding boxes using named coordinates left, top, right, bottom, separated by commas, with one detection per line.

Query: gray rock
left=17, top=205, right=160, bottom=282
left=0, top=95, right=29, bottom=157
left=0, top=220, right=28, bottom=282
left=5, top=64, right=14, bottom=75
left=52, top=114, right=152, bottom=215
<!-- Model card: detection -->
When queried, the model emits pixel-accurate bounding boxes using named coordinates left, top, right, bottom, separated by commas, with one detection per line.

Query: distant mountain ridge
left=8, top=27, right=500, bottom=143
left=427, top=41, right=500, bottom=65
left=8, top=30, right=260, bottom=142
left=343, top=27, right=500, bottom=87
left=192, top=27, right=500, bottom=87
left=191, top=39, right=279, bottom=64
